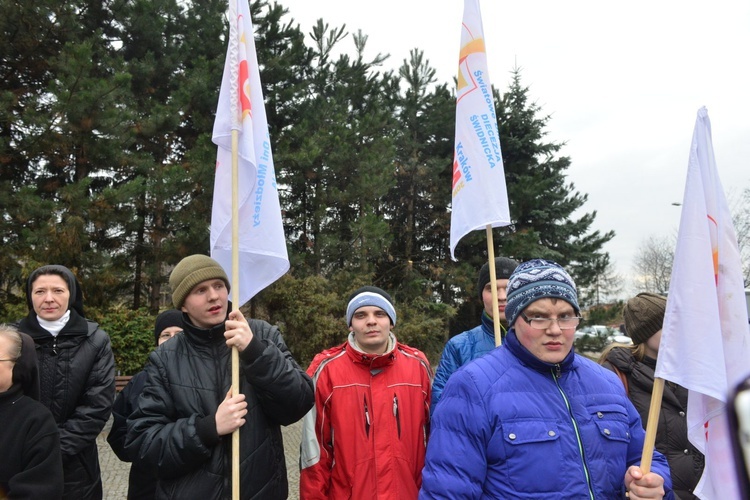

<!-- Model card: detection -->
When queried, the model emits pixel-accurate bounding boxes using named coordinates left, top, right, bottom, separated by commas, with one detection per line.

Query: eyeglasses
left=520, top=312, right=582, bottom=330
left=0, top=358, right=16, bottom=363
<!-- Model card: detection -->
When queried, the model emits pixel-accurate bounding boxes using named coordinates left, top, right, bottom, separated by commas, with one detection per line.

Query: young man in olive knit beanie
left=125, top=254, right=314, bottom=499
left=430, top=256, right=519, bottom=413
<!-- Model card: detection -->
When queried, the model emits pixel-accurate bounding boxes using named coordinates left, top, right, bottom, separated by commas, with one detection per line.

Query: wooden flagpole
left=485, top=225, right=502, bottom=347
left=228, top=2, right=241, bottom=496
left=230, top=129, right=240, bottom=499
left=639, top=377, right=665, bottom=474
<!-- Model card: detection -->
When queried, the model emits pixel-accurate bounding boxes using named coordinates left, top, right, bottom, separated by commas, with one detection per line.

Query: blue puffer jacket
left=431, top=313, right=500, bottom=414
left=420, top=330, right=673, bottom=499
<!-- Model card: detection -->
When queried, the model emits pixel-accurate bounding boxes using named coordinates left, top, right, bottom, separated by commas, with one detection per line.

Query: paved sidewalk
left=98, top=418, right=302, bottom=499
left=97, top=418, right=129, bottom=500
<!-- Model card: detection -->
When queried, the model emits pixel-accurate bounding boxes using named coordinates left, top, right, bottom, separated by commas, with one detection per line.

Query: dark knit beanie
left=169, top=255, right=230, bottom=309
left=505, top=259, right=580, bottom=327
left=153, top=310, right=183, bottom=345
left=346, top=286, right=397, bottom=326
left=623, top=293, right=666, bottom=345
left=477, top=257, right=520, bottom=299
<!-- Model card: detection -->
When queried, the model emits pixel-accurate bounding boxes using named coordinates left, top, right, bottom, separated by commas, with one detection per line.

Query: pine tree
left=1, top=0, right=134, bottom=308
left=275, top=20, right=396, bottom=277
left=378, top=49, right=457, bottom=347
left=108, top=0, right=228, bottom=310
left=384, top=50, right=454, bottom=285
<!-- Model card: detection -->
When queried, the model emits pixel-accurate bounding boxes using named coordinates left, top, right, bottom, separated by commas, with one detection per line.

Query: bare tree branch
left=632, top=235, right=675, bottom=294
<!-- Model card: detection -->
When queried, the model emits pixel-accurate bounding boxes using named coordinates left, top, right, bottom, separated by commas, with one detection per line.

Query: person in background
left=16, top=265, right=115, bottom=500
left=0, top=324, right=64, bottom=499
left=600, top=292, right=704, bottom=499
left=420, top=259, right=673, bottom=499
left=107, top=309, right=183, bottom=500
left=126, top=254, right=314, bottom=499
left=431, top=257, right=518, bottom=413
left=300, top=286, right=432, bottom=499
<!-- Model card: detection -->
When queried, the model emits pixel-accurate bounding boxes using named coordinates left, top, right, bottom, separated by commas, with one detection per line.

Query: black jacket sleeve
left=124, top=351, right=214, bottom=480
left=107, top=371, right=147, bottom=462
left=240, top=320, right=314, bottom=425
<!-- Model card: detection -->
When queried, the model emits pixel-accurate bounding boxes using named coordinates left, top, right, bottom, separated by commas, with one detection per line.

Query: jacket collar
left=181, top=312, right=227, bottom=345
left=20, top=308, right=89, bottom=340
left=345, top=332, right=397, bottom=368
left=179, top=300, right=235, bottom=344
left=480, top=311, right=507, bottom=342
left=606, top=347, right=683, bottom=407
left=0, top=384, right=24, bottom=407
left=505, top=328, right=576, bottom=375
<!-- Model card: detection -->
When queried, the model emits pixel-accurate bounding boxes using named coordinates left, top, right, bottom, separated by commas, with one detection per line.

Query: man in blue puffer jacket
left=430, top=257, right=518, bottom=414
left=420, top=259, right=673, bottom=499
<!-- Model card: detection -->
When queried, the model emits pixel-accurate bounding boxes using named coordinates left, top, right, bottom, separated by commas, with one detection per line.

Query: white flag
left=210, top=0, right=289, bottom=306
left=655, top=107, right=750, bottom=499
left=449, top=0, right=511, bottom=259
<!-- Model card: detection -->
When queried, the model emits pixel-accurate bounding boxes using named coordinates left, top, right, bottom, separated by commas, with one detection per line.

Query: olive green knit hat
left=622, top=292, right=666, bottom=345
left=169, top=255, right=230, bottom=308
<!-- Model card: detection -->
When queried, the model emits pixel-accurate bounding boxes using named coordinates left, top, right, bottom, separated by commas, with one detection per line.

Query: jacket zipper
left=552, top=367, right=595, bottom=500
left=363, top=395, right=371, bottom=438
left=393, top=394, right=401, bottom=438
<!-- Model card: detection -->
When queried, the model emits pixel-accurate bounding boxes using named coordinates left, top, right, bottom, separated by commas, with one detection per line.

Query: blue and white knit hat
left=346, top=286, right=397, bottom=326
left=505, top=259, right=580, bottom=327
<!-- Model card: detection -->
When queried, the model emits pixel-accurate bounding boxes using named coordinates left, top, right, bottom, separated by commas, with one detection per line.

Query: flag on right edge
left=449, top=0, right=510, bottom=260
left=655, top=107, right=750, bottom=499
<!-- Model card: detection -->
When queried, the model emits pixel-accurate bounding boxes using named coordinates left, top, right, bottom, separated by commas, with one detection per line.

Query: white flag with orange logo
left=210, top=0, right=289, bottom=306
left=449, top=0, right=511, bottom=259
left=655, top=107, right=750, bottom=499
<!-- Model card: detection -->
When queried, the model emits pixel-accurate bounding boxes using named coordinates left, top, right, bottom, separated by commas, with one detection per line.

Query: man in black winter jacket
left=125, top=254, right=315, bottom=500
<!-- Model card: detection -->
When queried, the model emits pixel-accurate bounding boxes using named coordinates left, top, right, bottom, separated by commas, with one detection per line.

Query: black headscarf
left=25, top=264, right=85, bottom=317
left=12, top=331, right=40, bottom=400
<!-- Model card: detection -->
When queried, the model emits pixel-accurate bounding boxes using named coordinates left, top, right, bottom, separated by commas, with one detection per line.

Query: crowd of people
left=5, top=254, right=736, bottom=499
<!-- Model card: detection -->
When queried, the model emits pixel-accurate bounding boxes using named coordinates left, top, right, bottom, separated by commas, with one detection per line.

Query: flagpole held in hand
left=485, top=226, right=502, bottom=347
left=231, top=129, right=240, bottom=500
left=227, top=1, right=241, bottom=496
left=212, top=1, right=292, bottom=498
left=451, top=1, right=511, bottom=345
left=639, top=377, right=665, bottom=473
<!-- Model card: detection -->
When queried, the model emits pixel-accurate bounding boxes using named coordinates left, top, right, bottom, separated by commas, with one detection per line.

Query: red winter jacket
left=300, top=334, right=432, bottom=500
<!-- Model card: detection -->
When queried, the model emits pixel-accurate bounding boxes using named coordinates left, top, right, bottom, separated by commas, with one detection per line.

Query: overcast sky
left=277, top=0, right=750, bottom=295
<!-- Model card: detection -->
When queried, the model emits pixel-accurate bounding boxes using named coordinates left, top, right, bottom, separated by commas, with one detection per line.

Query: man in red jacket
left=300, top=286, right=432, bottom=500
